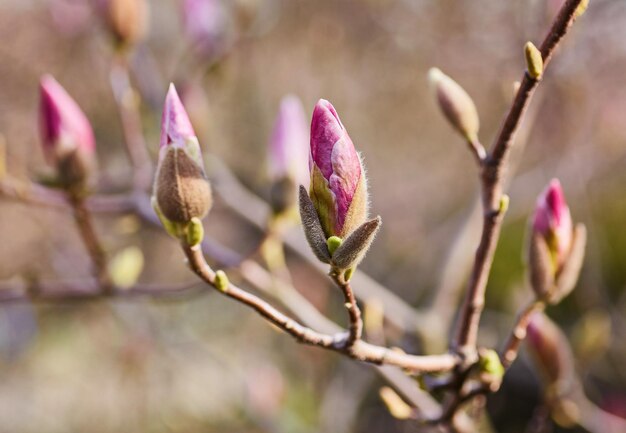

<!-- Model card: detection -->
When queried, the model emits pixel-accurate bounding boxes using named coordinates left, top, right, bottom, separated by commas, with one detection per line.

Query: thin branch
left=331, top=270, right=363, bottom=348
left=500, top=299, right=545, bottom=369
left=451, top=0, right=585, bottom=355
left=182, top=242, right=458, bottom=373
left=110, top=53, right=153, bottom=191
left=69, top=195, right=112, bottom=293
left=0, top=280, right=204, bottom=304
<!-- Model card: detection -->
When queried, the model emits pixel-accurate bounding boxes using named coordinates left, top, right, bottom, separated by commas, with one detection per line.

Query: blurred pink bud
left=154, top=84, right=212, bottom=223
left=269, top=95, right=309, bottom=187
left=309, top=99, right=367, bottom=238
left=182, top=0, right=230, bottom=58
left=39, top=75, right=96, bottom=188
left=532, top=179, right=573, bottom=268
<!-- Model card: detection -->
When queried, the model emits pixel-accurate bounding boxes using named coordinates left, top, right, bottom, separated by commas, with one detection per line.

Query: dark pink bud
left=309, top=99, right=367, bottom=238
left=39, top=75, right=96, bottom=189
left=154, top=84, right=212, bottom=224
left=532, top=179, right=573, bottom=268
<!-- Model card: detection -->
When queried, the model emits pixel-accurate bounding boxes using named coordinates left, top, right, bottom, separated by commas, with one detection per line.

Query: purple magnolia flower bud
left=526, top=312, right=575, bottom=388
left=39, top=75, right=96, bottom=188
left=268, top=95, right=309, bottom=214
left=269, top=96, right=309, bottom=183
left=182, top=0, right=230, bottom=58
left=309, top=99, right=367, bottom=238
left=154, top=84, right=212, bottom=224
left=532, top=179, right=573, bottom=268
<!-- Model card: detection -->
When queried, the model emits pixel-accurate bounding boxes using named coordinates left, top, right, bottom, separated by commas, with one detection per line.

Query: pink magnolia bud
left=269, top=96, right=309, bottom=184
left=39, top=75, right=96, bottom=188
left=309, top=99, right=368, bottom=238
left=526, top=312, right=575, bottom=389
left=532, top=179, right=573, bottom=269
left=154, top=84, right=212, bottom=224
left=182, top=0, right=230, bottom=58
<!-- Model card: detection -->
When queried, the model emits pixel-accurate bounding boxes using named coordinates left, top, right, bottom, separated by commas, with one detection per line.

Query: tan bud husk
left=155, top=148, right=212, bottom=224
left=524, top=42, right=544, bottom=79
left=528, top=231, right=555, bottom=301
left=104, top=0, right=149, bottom=47
left=331, top=216, right=381, bottom=271
left=552, top=224, right=586, bottom=303
left=269, top=176, right=297, bottom=215
left=428, top=68, right=480, bottom=143
left=298, top=185, right=331, bottom=263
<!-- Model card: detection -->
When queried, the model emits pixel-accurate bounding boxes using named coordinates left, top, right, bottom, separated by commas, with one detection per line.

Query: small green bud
left=327, top=236, right=343, bottom=256
left=214, top=270, right=229, bottom=292
left=185, top=217, right=205, bottom=246
left=479, top=349, right=504, bottom=380
left=524, top=42, right=544, bottom=79
left=499, top=194, right=510, bottom=214
left=344, top=267, right=354, bottom=281
left=575, top=0, right=589, bottom=19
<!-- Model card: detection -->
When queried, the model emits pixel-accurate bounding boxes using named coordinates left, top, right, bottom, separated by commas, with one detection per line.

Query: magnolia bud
left=182, top=0, right=231, bottom=58
left=309, top=99, right=368, bottom=239
left=428, top=68, right=480, bottom=143
left=39, top=75, right=96, bottom=190
left=98, top=0, right=149, bottom=47
left=268, top=95, right=309, bottom=214
left=153, top=84, right=212, bottom=226
left=528, top=179, right=586, bottom=303
left=526, top=313, right=575, bottom=393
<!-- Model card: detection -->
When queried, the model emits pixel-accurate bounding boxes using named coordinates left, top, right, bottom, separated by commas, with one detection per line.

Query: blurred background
left=0, top=0, right=625, bottom=432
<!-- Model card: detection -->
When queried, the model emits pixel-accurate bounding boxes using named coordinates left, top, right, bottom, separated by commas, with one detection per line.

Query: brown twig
left=331, top=270, right=363, bottom=348
left=182, top=242, right=458, bottom=373
left=500, top=299, right=545, bottom=369
left=69, top=194, right=113, bottom=293
left=110, top=53, right=153, bottom=192
left=0, top=280, right=204, bottom=304
left=452, top=0, right=585, bottom=356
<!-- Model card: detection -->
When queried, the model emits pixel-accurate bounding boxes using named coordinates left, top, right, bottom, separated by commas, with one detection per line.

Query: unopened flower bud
left=524, top=42, right=544, bottom=79
left=182, top=0, right=231, bottom=58
left=268, top=95, right=309, bottom=214
left=153, top=84, right=212, bottom=226
left=428, top=68, right=480, bottom=143
left=98, top=0, right=149, bottom=47
left=309, top=99, right=368, bottom=239
left=528, top=179, right=586, bottom=303
left=526, top=312, right=575, bottom=392
left=532, top=179, right=573, bottom=271
left=39, top=75, right=96, bottom=190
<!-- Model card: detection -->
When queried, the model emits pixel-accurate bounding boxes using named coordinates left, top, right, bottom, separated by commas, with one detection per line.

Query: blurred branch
left=182, top=241, right=458, bottom=373
left=452, top=0, right=585, bottom=356
left=0, top=280, right=204, bottom=303
left=500, top=299, right=545, bottom=369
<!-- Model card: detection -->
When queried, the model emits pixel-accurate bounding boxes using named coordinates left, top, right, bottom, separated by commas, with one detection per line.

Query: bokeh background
left=0, top=0, right=625, bottom=432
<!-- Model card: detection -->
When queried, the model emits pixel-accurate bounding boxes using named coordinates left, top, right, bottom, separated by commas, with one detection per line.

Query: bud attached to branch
left=39, top=75, right=96, bottom=192
left=268, top=95, right=309, bottom=214
left=153, top=84, right=212, bottom=242
left=428, top=68, right=480, bottom=144
left=526, top=312, right=576, bottom=395
left=528, top=179, right=586, bottom=304
left=299, top=100, right=380, bottom=271
left=524, top=42, right=544, bottom=79
left=98, top=0, right=149, bottom=48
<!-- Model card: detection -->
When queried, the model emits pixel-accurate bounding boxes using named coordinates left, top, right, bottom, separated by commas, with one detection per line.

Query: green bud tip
left=327, top=236, right=343, bottom=256
left=499, top=195, right=510, bottom=214
left=214, top=270, right=229, bottom=292
left=344, top=267, right=355, bottom=281
left=524, top=42, right=544, bottom=79
left=185, top=217, right=205, bottom=246
left=575, top=0, right=589, bottom=19
left=479, top=349, right=504, bottom=379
